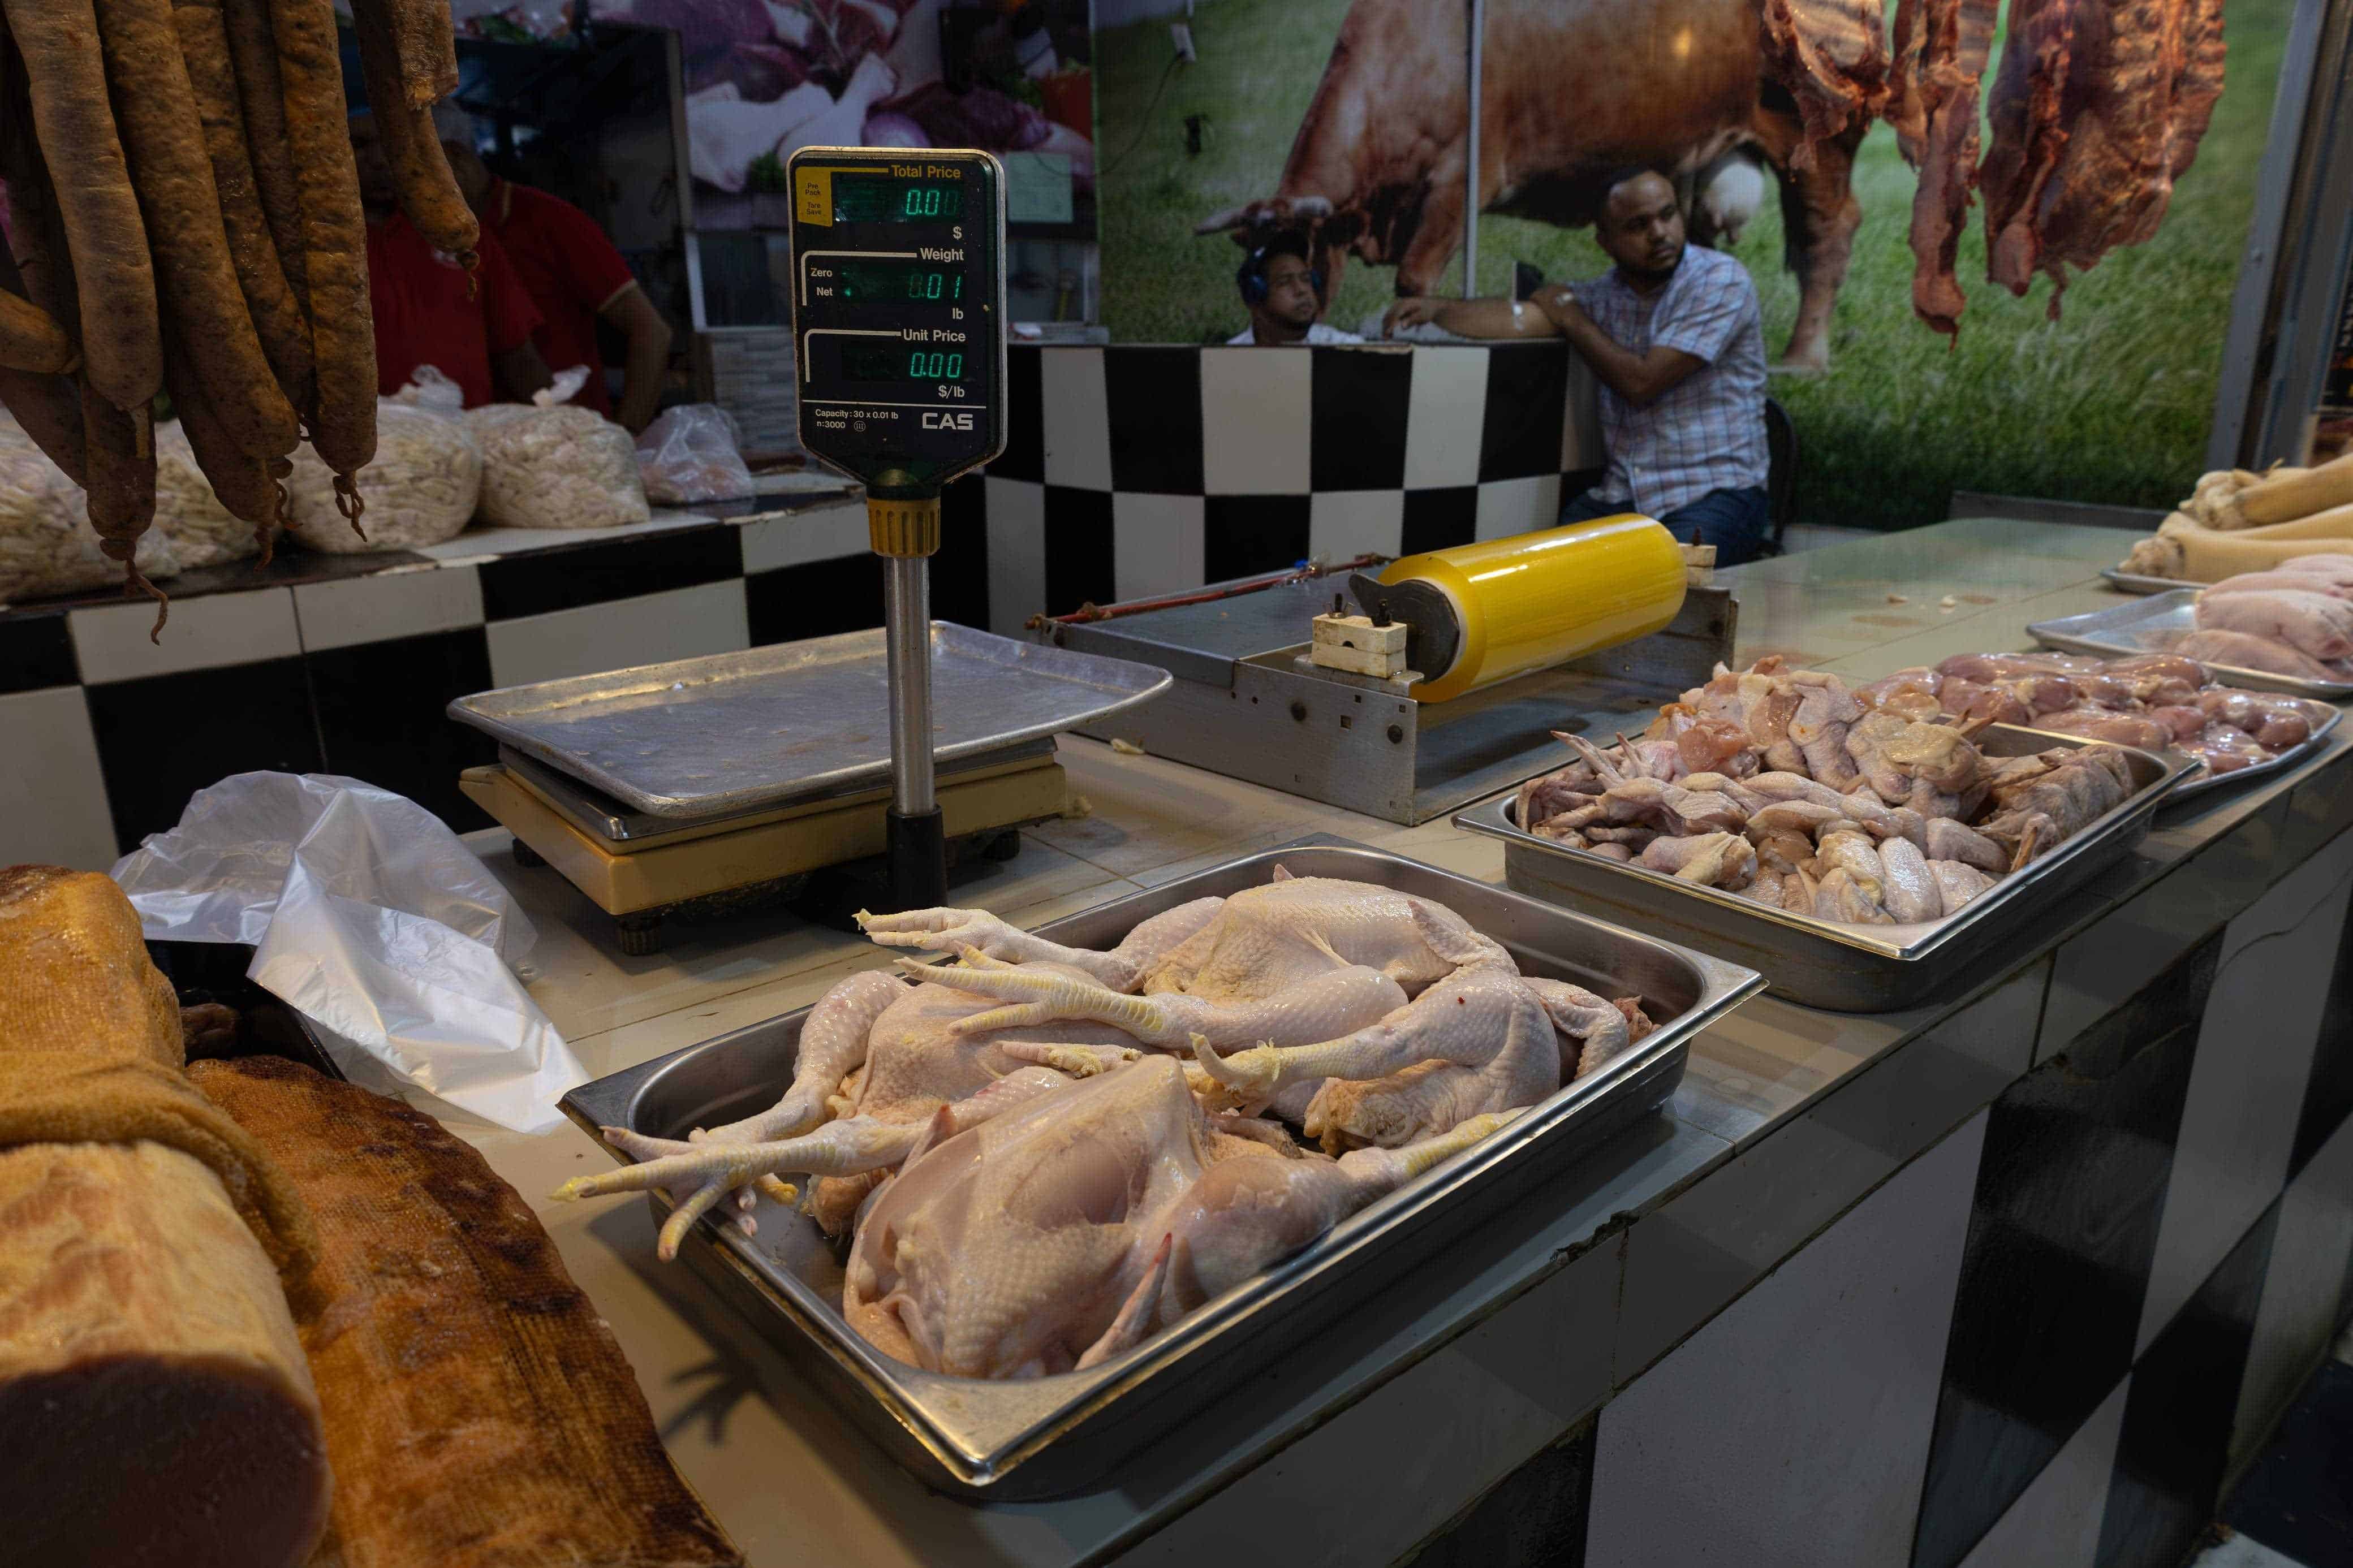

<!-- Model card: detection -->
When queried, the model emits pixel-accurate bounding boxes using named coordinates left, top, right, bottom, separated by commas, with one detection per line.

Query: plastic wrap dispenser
left=1347, top=514, right=1687, bottom=703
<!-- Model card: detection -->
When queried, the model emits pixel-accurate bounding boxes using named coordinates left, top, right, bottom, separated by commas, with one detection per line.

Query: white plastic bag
left=0, top=412, right=180, bottom=600
left=155, top=419, right=261, bottom=570
left=635, top=403, right=752, bottom=505
left=467, top=366, right=650, bottom=530
left=285, top=369, right=482, bottom=552
left=111, top=772, right=585, bottom=1134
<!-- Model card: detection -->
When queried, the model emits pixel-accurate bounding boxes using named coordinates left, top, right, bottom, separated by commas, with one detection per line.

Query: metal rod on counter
left=872, top=497, right=946, bottom=910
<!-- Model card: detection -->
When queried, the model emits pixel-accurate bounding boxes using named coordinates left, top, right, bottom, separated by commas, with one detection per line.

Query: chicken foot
left=858, top=896, right=1226, bottom=990
left=919, top=953, right=1411, bottom=1049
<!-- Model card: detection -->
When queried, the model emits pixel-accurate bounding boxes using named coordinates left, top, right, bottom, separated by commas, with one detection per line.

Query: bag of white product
left=283, top=369, right=483, bottom=553
left=154, top=418, right=260, bottom=569
left=0, top=412, right=180, bottom=602
left=636, top=403, right=752, bottom=505
left=467, top=366, right=650, bottom=530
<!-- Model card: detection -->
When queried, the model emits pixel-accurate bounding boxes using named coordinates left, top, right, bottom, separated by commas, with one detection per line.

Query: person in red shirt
left=351, top=113, right=551, bottom=408
left=441, top=140, right=674, bottom=434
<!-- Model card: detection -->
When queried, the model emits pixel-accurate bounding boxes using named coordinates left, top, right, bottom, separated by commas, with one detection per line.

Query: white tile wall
left=1111, top=493, right=1205, bottom=603
left=1587, top=1112, right=1986, bottom=1568
left=1475, top=473, right=1562, bottom=542
left=1307, top=490, right=1405, bottom=563
left=1039, top=348, right=1112, bottom=490
left=0, top=687, right=116, bottom=869
left=2232, top=1112, right=2353, bottom=1468
left=1199, top=348, right=1312, bottom=495
left=70, top=586, right=300, bottom=684
left=2136, top=835, right=2353, bottom=1354
left=293, top=565, right=485, bottom=653
left=1402, top=348, right=1488, bottom=489
left=982, top=477, right=1046, bottom=637
left=484, top=579, right=749, bottom=688
left=739, top=500, right=869, bottom=572
left=1955, top=1377, right=2131, bottom=1568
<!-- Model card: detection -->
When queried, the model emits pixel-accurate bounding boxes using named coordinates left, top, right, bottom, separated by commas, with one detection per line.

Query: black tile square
left=1909, top=930, right=2221, bottom=1568
left=87, top=658, right=324, bottom=852
left=1044, top=485, right=1115, bottom=615
left=1408, top=1416, right=1593, bottom=1568
left=308, top=628, right=496, bottom=830
left=2095, top=1202, right=2279, bottom=1568
left=1311, top=348, right=1411, bottom=491
left=2223, top=1358, right=2353, bottom=1565
left=1402, top=487, right=1479, bottom=555
left=0, top=610, right=76, bottom=692
left=1106, top=347, right=1204, bottom=494
left=1481, top=343, right=1571, bottom=482
left=1204, top=495, right=1309, bottom=582
left=990, top=344, right=1045, bottom=482
left=934, top=473, right=992, bottom=630
left=476, top=524, right=743, bottom=620
left=746, top=555, right=884, bottom=643
left=2291, top=893, right=2353, bottom=1182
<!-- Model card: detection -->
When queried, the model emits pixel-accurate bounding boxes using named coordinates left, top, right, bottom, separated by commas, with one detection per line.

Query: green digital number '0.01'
left=908, top=351, right=964, bottom=379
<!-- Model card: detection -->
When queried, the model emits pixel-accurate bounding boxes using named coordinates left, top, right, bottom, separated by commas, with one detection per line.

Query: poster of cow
left=1094, top=0, right=2291, bottom=529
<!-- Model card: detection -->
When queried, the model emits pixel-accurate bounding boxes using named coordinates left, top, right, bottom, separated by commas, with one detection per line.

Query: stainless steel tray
left=561, top=836, right=1761, bottom=1498
left=449, top=623, right=1172, bottom=819
left=2169, top=699, right=2340, bottom=801
left=1455, top=728, right=2195, bottom=1012
left=2029, top=590, right=2353, bottom=701
left=2100, top=567, right=2203, bottom=595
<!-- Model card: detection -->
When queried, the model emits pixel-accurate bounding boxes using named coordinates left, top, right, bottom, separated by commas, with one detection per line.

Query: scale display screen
left=787, top=148, right=1006, bottom=498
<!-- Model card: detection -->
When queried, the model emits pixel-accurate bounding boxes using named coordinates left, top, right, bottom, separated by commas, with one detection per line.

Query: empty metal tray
left=449, top=623, right=1171, bottom=818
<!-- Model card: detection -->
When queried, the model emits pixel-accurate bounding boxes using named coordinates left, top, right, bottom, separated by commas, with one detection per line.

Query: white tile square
left=1403, top=347, right=1488, bottom=489
left=293, top=565, right=483, bottom=653
left=2137, top=845, right=2353, bottom=1354
left=1564, top=361, right=1604, bottom=469
left=739, top=500, right=869, bottom=572
left=1588, top=1112, right=1986, bottom=1568
left=983, top=477, right=1046, bottom=638
left=1308, top=491, right=1404, bottom=563
left=1114, top=1240, right=1621, bottom=1568
left=1955, top=1376, right=2130, bottom=1568
left=1475, top=473, right=1562, bottom=542
left=1111, top=493, right=1205, bottom=602
left=70, top=586, right=299, bottom=684
left=484, top=579, right=748, bottom=688
left=2233, top=1112, right=2353, bottom=1468
left=1039, top=348, right=1112, bottom=490
left=0, top=686, right=117, bottom=869
left=1200, top=348, right=1311, bottom=495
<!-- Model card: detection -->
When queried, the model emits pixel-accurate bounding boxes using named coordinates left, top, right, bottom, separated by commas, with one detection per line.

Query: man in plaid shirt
left=1385, top=169, right=1773, bottom=563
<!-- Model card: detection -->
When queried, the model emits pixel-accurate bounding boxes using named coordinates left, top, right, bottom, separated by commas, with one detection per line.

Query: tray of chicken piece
left=1860, top=652, right=2338, bottom=802
left=2029, top=565, right=2353, bottom=700
left=1454, top=657, right=2197, bottom=1012
left=557, top=837, right=1761, bottom=1498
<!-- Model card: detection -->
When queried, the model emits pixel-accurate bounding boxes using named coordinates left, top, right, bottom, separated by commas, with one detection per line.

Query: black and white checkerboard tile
left=977, top=342, right=1604, bottom=632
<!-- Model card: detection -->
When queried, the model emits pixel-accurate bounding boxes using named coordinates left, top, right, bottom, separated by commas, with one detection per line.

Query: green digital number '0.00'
left=907, top=351, right=964, bottom=379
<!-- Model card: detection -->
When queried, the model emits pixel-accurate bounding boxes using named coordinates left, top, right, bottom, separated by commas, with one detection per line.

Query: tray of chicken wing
left=556, top=838, right=1761, bottom=1497
left=1859, top=652, right=2338, bottom=800
left=1454, top=656, right=2197, bottom=1012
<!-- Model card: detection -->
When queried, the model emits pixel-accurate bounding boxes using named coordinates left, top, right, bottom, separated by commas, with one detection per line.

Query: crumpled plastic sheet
left=112, top=772, right=585, bottom=1133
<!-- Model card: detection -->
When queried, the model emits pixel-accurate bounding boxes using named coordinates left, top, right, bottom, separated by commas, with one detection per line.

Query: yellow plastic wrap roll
left=1380, top=514, right=1686, bottom=702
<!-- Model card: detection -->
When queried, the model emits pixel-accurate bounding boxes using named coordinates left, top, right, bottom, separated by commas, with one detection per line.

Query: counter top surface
left=416, top=520, right=2341, bottom=1567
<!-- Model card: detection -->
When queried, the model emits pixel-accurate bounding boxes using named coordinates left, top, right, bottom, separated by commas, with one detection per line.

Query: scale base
left=460, top=757, right=1067, bottom=952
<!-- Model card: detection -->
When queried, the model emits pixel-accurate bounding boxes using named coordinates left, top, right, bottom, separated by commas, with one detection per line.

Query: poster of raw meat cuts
left=1093, top=0, right=2290, bottom=529
left=605, top=0, right=1096, bottom=234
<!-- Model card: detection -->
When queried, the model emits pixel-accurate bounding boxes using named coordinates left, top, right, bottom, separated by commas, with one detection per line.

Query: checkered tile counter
left=3, top=343, right=1605, bottom=866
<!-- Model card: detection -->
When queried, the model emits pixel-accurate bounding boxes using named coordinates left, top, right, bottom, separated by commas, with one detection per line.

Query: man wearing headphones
left=1228, top=234, right=1364, bottom=345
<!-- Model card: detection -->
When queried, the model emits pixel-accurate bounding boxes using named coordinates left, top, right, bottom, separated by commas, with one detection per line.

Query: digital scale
left=788, top=145, right=1009, bottom=912
left=450, top=149, right=1174, bottom=951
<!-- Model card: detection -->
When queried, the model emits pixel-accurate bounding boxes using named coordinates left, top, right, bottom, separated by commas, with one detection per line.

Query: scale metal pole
left=872, top=495, right=946, bottom=910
